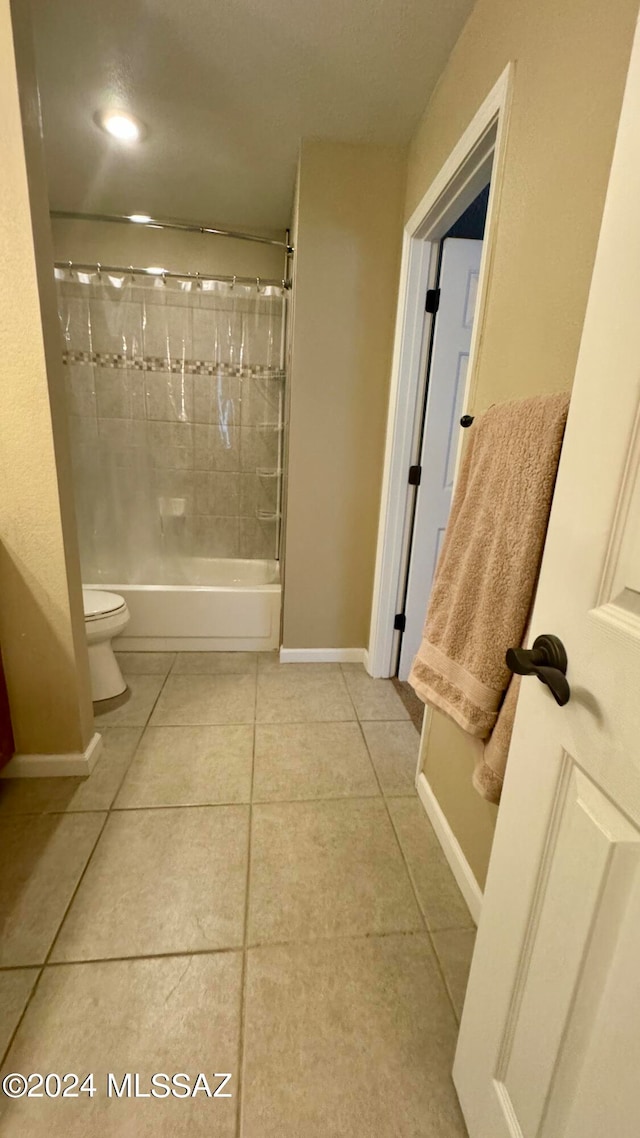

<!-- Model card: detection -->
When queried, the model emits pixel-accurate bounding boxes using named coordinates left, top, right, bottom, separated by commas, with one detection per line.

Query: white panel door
left=454, top=14, right=640, bottom=1138
left=398, top=237, right=483, bottom=680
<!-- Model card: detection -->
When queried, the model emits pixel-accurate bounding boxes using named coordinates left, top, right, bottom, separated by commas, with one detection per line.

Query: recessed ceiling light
left=129, top=213, right=152, bottom=224
left=94, top=109, right=146, bottom=142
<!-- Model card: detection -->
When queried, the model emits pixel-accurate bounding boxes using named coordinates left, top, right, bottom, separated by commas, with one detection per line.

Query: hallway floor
left=0, top=655, right=474, bottom=1136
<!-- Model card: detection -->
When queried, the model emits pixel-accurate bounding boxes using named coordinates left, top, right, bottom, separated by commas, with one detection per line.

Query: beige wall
left=51, top=219, right=286, bottom=283
left=283, top=140, right=405, bottom=649
left=0, top=0, right=94, bottom=755
left=410, top=0, right=639, bottom=886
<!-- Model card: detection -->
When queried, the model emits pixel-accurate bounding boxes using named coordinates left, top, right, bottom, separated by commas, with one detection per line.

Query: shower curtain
left=56, top=268, right=286, bottom=584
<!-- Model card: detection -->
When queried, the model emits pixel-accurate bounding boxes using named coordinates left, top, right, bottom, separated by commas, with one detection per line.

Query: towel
left=409, top=392, right=569, bottom=800
left=471, top=674, right=521, bottom=803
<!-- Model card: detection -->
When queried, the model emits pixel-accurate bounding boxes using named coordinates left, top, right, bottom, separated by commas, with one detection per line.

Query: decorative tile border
left=62, top=350, right=285, bottom=379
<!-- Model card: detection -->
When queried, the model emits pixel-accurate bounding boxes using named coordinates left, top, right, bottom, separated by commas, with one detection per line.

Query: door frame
left=367, top=63, right=514, bottom=677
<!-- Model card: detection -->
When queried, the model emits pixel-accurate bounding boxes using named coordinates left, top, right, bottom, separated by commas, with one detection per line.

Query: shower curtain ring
left=195, top=271, right=202, bottom=290
left=129, top=265, right=135, bottom=282
left=256, top=277, right=261, bottom=293
left=231, top=275, right=236, bottom=290
left=96, top=262, right=102, bottom=278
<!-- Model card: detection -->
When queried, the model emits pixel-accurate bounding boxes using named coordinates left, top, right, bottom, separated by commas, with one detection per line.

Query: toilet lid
left=83, top=588, right=126, bottom=620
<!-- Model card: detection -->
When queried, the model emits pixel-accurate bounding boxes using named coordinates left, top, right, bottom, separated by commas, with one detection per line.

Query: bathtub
left=88, top=558, right=281, bottom=652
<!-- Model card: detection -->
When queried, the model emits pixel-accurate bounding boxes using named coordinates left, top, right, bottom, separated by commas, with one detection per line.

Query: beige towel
left=409, top=392, right=569, bottom=800
left=471, top=675, right=521, bottom=803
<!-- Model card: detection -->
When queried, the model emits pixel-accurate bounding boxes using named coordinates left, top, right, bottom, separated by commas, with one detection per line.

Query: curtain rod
left=50, top=210, right=294, bottom=252
left=55, top=261, right=290, bottom=289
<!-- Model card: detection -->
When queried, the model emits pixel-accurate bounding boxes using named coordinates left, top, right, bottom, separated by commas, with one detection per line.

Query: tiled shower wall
left=57, top=275, right=286, bottom=578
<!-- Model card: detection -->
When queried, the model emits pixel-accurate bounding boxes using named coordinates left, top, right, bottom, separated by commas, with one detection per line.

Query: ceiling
left=30, top=0, right=474, bottom=234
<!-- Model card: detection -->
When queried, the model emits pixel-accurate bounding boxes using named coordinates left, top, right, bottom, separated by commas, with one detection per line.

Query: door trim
left=367, top=63, right=514, bottom=677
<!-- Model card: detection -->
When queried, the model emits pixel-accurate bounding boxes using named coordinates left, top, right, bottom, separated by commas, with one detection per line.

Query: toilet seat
left=83, top=588, right=127, bottom=621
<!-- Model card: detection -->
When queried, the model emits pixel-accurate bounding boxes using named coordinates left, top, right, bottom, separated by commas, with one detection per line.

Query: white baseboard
left=416, top=771, right=483, bottom=925
left=1, top=731, right=103, bottom=779
left=279, top=647, right=366, bottom=664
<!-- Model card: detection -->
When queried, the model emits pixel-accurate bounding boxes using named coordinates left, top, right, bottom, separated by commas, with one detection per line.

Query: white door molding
left=0, top=731, right=103, bottom=778
left=367, top=63, right=514, bottom=678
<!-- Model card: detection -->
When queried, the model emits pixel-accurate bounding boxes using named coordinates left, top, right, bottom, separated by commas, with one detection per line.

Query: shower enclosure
left=56, top=262, right=287, bottom=649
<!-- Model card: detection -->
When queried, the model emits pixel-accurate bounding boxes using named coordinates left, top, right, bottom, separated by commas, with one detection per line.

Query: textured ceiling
left=31, top=0, right=474, bottom=233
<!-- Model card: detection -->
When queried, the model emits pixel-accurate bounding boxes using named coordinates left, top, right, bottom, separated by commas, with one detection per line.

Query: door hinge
left=408, top=465, right=421, bottom=486
left=394, top=613, right=406, bottom=632
left=425, top=288, right=441, bottom=314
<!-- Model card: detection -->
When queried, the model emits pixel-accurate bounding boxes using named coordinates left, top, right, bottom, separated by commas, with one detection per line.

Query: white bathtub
left=88, top=558, right=281, bottom=652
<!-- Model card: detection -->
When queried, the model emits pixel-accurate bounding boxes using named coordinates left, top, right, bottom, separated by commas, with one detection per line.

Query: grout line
left=340, top=672, right=463, bottom=1027
left=159, top=655, right=259, bottom=680
left=235, top=674, right=258, bottom=1138
left=0, top=812, right=110, bottom=1067
left=105, top=802, right=249, bottom=814
left=244, top=927, right=428, bottom=951
left=0, top=668, right=174, bottom=1068
left=1, top=947, right=244, bottom=972
left=0, top=966, right=43, bottom=1063
left=163, top=664, right=259, bottom=673
left=0, top=664, right=464, bottom=1072
left=428, top=926, right=478, bottom=1027
left=0, top=792, right=435, bottom=819
left=0, top=790, right=420, bottom=818
left=100, top=727, right=148, bottom=807
left=0, top=929, right=445, bottom=977
left=99, top=717, right=403, bottom=726
left=384, top=798, right=463, bottom=1026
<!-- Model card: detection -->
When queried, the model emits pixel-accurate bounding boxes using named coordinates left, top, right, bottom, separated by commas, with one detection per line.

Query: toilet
left=83, top=588, right=130, bottom=703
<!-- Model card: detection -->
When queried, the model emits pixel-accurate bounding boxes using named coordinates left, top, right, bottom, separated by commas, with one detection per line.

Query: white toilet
left=83, top=588, right=130, bottom=703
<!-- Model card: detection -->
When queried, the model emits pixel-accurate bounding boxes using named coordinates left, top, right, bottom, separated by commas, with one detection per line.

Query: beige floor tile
left=115, top=725, right=253, bottom=808
left=248, top=799, right=421, bottom=944
left=51, top=806, right=249, bottom=961
left=361, top=720, right=420, bottom=795
left=173, top=651, right=257, bottom=674
left=391, top=678, right=425, bottom=731
left=257, top=658, right=341, bottom=675
left=150, top=673, right=256, bottom=725
left=242, top=935, right=467, bottom=1137
left=255, top=670, right=354, bottom=723
left=0, top=969, right=39, bottom=1059
left=432, top=928, right=477, bottom=1022
left=0, top=953, right=241, bottom=1135
left=253, top=723, right=378, bottom=801
left=0, top=729, right=142, bottom=816
left=341, top=664, right=410, bottom=720
left=388, top=798, right=474, bottom=931
left=94, top=675, right=165, bottom=727
left=115, top=651, right=176, bottom=675
left=0, top=813, right=105, bottom=966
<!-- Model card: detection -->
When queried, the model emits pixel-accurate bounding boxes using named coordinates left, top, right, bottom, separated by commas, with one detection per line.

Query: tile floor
left=0, top=655, right=475, bottom=1136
